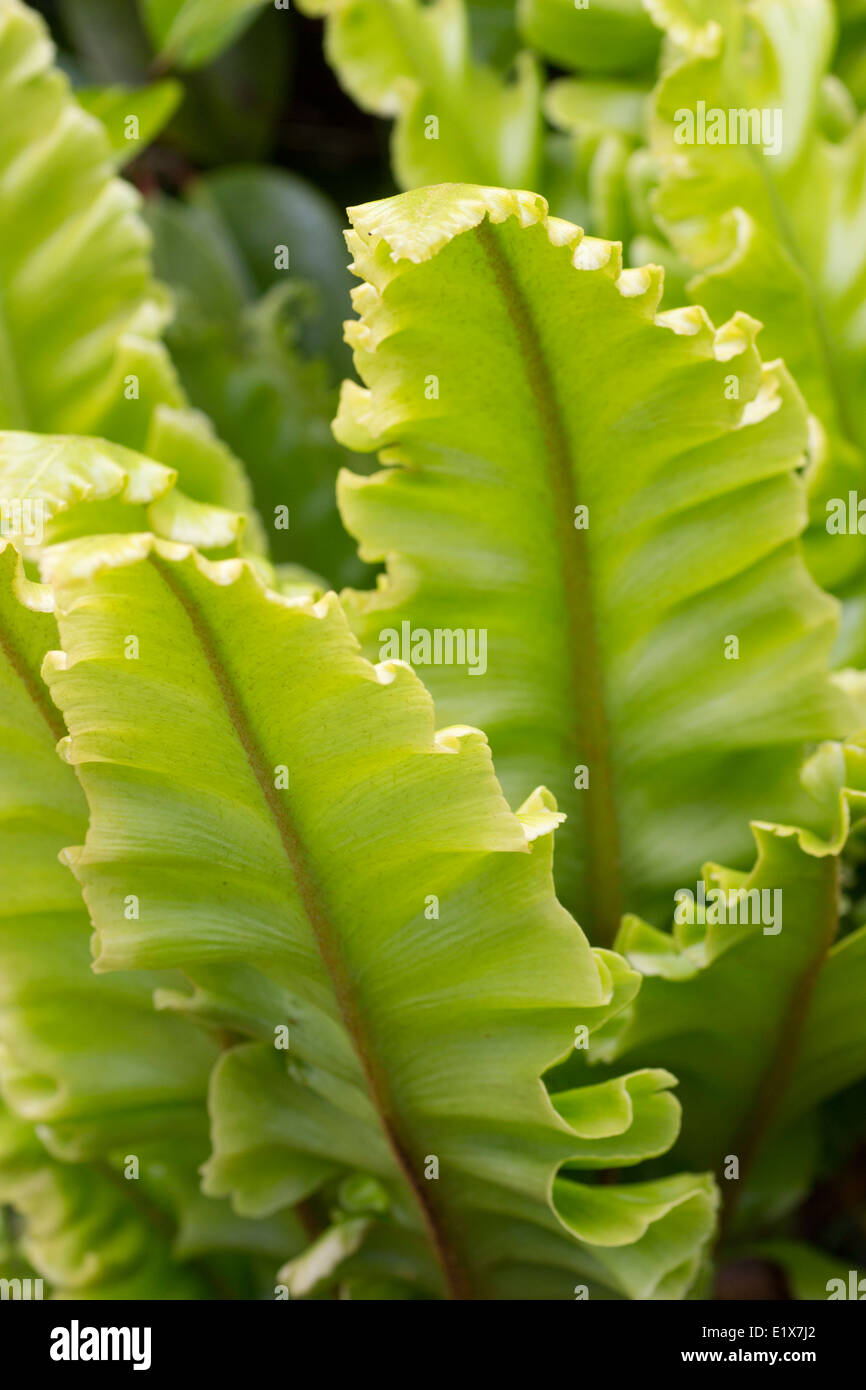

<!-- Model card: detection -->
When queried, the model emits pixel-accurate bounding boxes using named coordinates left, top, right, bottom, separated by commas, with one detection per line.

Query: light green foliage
left=518, top=0, right=660, bottom=73
left=335, top=184, right=860, bottom=940
left=0, top=537, right=304, bottom=1296
left=0, top=0, right=261, bottom=541
left=645, top=0, right=866, bottom=644
left=583, top=742, right=866, bottom=1257
left=4, top=0, right=866, bottom=1302
left=42, top=535, right=715, bottom=1299
left=294, top=0, right=543, bottom=190
left=0, top=1101, right=206, bottom=1298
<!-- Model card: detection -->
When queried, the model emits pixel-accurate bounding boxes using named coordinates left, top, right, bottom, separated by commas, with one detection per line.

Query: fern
left=293, top=0, right=543, bottom=191
left=40, top=533, right=716, bottom=1299
left=0, top=1, right=283, bottom=1298
left=644, top=0, right=866, bottom=646
left=0, top=0, right=260, bottom=541
left=581, top=740, right=866, bottom=1279
left=0, top=532, right=306, bottom=1297
left=144, top=167, right=369, bottom=587
left=335, top=183, right=860, bottom=940
left=5, top=0, right=866, bottom=1304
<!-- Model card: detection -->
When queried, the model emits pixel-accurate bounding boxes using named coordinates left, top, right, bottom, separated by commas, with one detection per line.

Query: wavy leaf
left=0, top=1092, right=299, bottom=1299
left=0, top=0, right=262, bottom=545
left=0, top=529, right=307, bottom=1295
left=0, top=1101, right=208, bottom=1298
left=42, top=533, right=716, bottom=1298
left=645, top=0, right=866, bottom=644
left=334, top=183, right=859, bottom=941
left=0, top=540, right=218, bottom=1153
left=586, top=740, right=866, bottom=1252
left=0, top=430, right=249, bottom=556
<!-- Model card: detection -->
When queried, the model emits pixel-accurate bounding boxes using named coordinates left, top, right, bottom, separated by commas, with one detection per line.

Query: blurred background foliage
left=29, top=0, right=398, bottom=587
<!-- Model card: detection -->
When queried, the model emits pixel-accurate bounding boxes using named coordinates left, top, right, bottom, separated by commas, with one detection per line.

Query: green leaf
left=835, top=1, right=866, bottom=111
left=543, top=79, right=653, bottom=241
left=0, top=541, right=218, bottom=1156
left=0, top=1091, right=299, bottom=1300
left=334, top=183, right=859, bottom=942
left=467, top=0, right=521, bottom=66
left=59, top=0, right=155, bottom=85
left=139, top=0, right=273, bottom=70
left=63, top=0, right=293, bottom=165
left=0, top=430, right=246, bottom=555
left=43, top=535, right=716, bottom=1299
left=76, top=79, right=183, bottom=164
left=592, top=740, right=866, bottom=1244
left=518, top=0, right=661, bottom=74
left=0, top=487, right=306, bottom=1283
left=0, top=1101, right=208, bottom=1298
left=294, top=0, right=543, bottom=191
left=166, top=167, right=353, bottom=370
left=0, top=0, right=163, bottom=433
left=545, top=76, right=651, bottom=143
left=0, top=0, right=263, bottom=547
left=646, top=0, right=866, bottom=638
left=553, top=1069, right=682, bottom=1169
left=0, top=537, right=296, bottom=1297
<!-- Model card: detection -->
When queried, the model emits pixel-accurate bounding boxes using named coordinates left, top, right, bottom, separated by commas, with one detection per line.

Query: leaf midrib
left=475, top=218, right=623, bottom=945
left=150, top=553, right=472, bottom=1300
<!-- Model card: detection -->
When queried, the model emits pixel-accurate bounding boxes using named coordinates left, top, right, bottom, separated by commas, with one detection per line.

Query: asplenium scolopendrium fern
left=0, top=0, right=262, bottom=544
left=0, top=472, right=308, bottom=1298
left=36, top=531, right=716, bottom=1300
left=0, top=1, right=721, bottom=1299
left=2, top=0, right=866, bottom=1300
left=0, top=0, right=306, bottom=1297
left=591, top=740, right=866, bottom=1268
left=0, top=435, right=717, bottom=1297
left=643, top=0, right=866, bottom=646
left=335, top=183, right=862, bottom=941
left=305, top=0, right=866, bottom=632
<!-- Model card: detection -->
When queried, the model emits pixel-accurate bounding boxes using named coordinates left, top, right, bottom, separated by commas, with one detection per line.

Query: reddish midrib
left=475, top=220, right=623, bottom=945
